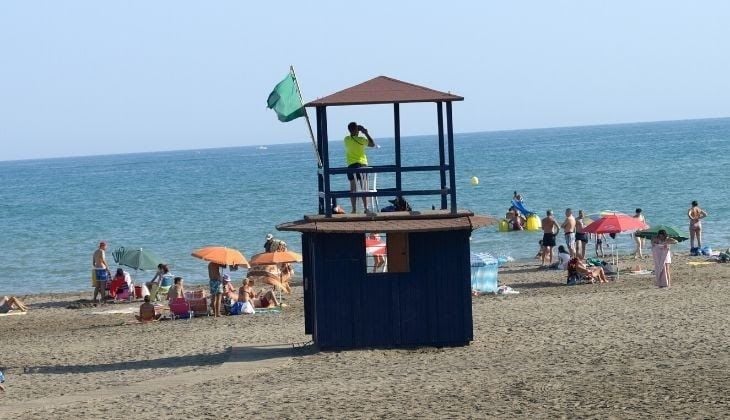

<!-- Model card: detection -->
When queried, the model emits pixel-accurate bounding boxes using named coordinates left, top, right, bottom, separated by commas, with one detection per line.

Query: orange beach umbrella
left=191, top=246, right=250, bottom=268
left=249, top=250, right=302, bottom=265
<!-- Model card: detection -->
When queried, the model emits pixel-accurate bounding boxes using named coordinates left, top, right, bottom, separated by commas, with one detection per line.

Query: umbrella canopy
left=191, top=246, right=250, bottom=268
left=111, top=246, right=163, bottom=271
left=365, top=235, right=387, bottom=256
left=583, top=214, right=649, bottom=234
left=635, top=225, right=688, bottom=242
left=249, top=250, right=303, bottom=265
left=584, top=210, right=629, bottom=225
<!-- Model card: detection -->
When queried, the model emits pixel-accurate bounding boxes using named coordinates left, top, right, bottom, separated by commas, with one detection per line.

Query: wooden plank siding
left=305, top=230, right=473, bottom=349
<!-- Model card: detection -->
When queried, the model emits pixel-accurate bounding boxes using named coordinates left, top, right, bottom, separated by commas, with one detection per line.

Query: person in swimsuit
left=135, top=295, right=161, bottom=322
left=541, top=210, right=560, bottom=267
left=595, top=233, right=606, bottom=257
left=208, top=262, right=224, bottom=317
left=632, top=208, right=647, bottom=259
left=687, top=200, right=708, bottom=252
left=92, top=241, right=110, bottom=303
left=239, top=279, right=279, bottom=308
left=0, top=296, right=28, bottom=313
left=562, top=208, right=576, bottom=257
left=574, top=210, right=588, bottom=259
left=167, top=277, right=185, bottom=300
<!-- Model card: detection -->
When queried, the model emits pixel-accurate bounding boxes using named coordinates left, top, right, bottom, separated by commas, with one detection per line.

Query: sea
left=2, top=118, right=729, bottom=295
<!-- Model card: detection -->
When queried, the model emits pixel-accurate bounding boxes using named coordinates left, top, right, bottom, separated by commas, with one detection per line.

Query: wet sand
left=1, top=253, right=729, bottom=419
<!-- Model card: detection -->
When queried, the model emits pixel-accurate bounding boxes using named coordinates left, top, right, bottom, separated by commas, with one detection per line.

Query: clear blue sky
left=2, top=1, right=729, bottom=161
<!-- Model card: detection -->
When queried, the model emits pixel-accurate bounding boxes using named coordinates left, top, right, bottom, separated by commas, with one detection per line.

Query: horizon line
left=2, top=115, right=728, bottom=163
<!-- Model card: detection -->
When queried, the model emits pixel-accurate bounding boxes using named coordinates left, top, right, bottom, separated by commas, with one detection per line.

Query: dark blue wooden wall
left=302, top=230, right=473, bottom=349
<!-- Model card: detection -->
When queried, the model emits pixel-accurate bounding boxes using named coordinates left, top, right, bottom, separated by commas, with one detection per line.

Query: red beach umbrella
left=365, top=234, right=387, bottom=256
left=582, top=214, right=649, bottom=234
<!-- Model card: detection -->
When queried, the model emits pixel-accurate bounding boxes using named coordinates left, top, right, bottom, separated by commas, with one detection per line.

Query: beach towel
left=0, top=311, right=28, bottom=317
left=652, top=243, right=671, bottom=287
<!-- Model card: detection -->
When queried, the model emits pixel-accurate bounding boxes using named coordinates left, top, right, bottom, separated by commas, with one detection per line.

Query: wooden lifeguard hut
left=277, top=76, right=493, bottom=350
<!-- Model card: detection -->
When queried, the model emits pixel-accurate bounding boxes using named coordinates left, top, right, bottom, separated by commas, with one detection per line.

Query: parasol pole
left=290, top=65, right=322, bottom=168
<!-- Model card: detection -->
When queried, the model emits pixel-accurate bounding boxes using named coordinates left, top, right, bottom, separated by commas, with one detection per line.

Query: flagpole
left=290, top=65, right=322, bottom=168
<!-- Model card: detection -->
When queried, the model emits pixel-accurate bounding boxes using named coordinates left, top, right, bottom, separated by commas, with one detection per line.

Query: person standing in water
left=687, top=200, right=708, bottom=252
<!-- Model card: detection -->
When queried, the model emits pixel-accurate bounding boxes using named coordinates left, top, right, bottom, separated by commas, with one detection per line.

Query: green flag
left=267, top=73, right=306, bottom=122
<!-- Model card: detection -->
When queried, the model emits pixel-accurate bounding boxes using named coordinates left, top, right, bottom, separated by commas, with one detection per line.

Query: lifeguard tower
left=277, top=76, right=493, bottom=349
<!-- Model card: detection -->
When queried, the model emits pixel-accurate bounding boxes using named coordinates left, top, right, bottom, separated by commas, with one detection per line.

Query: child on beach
left=595, top=234, right=606, bottom=257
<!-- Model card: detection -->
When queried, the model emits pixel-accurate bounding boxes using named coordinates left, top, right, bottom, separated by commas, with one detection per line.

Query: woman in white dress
left=651, top=229, right=678, bottom=288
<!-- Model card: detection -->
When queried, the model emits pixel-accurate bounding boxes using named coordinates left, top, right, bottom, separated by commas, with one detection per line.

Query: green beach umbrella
left=635, top=225, right=688, bottom=242
left=112, top=246, right=164, bottom=271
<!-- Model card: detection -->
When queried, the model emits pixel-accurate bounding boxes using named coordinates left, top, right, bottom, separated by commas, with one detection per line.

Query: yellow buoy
left=470, top=176, right=479, bottom=185
left=525, top=214, right=542, bottom=231
left=499, top=219, right=510, bottom=232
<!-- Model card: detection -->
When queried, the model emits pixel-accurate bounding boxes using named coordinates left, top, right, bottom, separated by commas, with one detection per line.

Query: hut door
left=387, top=232, right=409, bottom=272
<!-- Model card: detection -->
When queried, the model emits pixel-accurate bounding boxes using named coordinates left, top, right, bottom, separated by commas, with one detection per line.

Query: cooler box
left=471, top=253, right=499, bottom=293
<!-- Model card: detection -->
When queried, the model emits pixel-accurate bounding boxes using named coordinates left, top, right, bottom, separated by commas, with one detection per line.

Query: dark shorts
left=346, top=162, right=366, bottom=181
left=260, top=296, right=270, bottom=308
left=542, top=233, right=556, bottom=247
left=575, top=232, right=588, bottom=243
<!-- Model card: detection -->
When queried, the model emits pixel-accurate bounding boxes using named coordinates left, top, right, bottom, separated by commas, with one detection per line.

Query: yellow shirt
left=344, top=135, right=369, bottom=166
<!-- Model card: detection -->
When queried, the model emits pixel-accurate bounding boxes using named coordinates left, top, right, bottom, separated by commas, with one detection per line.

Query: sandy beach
left=1, top=253, right=729, bottom=419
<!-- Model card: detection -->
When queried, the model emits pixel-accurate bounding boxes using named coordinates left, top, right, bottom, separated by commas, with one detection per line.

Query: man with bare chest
left=541, top=210, right=560, bottom=266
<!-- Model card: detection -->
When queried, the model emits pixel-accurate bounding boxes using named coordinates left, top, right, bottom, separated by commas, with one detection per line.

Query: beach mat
left=90, top=307, right=138, bottom=315
left=255, top=306, right=283, bottom=314
left=687, top=261, right=714, bottom=266
left=0, top=311, right=28, bottom=317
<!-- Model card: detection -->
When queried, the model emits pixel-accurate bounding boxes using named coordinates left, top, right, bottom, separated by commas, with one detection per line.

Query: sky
left=1, top=1, right=729, bottom=161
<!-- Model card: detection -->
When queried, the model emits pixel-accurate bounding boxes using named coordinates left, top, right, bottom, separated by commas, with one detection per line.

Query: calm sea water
left=2, top=118, right=729, bottom=294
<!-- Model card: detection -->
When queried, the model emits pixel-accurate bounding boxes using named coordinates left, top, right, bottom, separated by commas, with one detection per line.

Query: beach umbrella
left=111, top=246, right=163, bottom=271
left=248, top=250, right=302, bottom=297
left=191, top=246, right=250, bottom=268
left=584, top=210, right=629, bottom=225
left=583, top=214, right=648, bottom=282
left=365, top=234, right=387, bottom=256
left=582, top=214, right=648, bottom=234
left=249, top=250, right=302, bottom=265
left=635, top=225, right=688, bottom=242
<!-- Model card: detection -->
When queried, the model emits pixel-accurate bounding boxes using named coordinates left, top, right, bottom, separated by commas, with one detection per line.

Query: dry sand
left=2, top=253, right=730, bottom=419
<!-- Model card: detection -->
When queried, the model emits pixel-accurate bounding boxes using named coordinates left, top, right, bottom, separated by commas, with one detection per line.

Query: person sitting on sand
left=135, top=295, right=161, bottom=322
left=167, top=276, right=185, bottom=300
left=534, top=240, right=544, bottom=259
left=549, top=246, right=572, bottom=270
left=239, top=279, right=280, bottom=308
left=568, top=257, right=609, bottom=284
left=0, top=295, right=28, bottom=313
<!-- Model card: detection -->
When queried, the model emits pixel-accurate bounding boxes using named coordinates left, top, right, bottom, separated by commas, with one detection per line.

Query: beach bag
left=604, top=264, right=618, bottom=275
left=242, top=301, right=255, bottom=314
